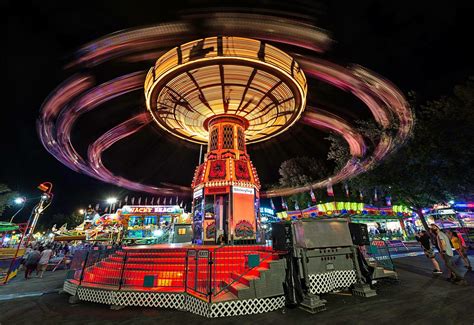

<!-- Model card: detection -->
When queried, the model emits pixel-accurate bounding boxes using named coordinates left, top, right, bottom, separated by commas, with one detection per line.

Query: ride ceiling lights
left=37, top=12, right=414, bottom=198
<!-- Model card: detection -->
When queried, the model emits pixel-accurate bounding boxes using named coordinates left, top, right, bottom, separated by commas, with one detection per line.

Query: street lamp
left=10, top=197, right=26, bottom=223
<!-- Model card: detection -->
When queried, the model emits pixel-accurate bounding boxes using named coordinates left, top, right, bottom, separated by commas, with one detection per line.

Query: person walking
left=37, top=245, right=54, bottom=278
left=448, top=230, right=472, bottom=271
left=430, top=224, right=466, bottom=285
left=24, top=247, right=41, bottom=279
left=415, top=230, right=442, bottom=274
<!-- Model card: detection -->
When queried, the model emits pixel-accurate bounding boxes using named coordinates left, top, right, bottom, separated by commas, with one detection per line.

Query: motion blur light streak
left=37, top=11, right=414, bottom=198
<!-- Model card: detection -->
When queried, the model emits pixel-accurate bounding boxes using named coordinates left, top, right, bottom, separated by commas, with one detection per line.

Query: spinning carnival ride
left=41, top=11, right=414, bottom=317
left=37, top=13, right=413, bottom=245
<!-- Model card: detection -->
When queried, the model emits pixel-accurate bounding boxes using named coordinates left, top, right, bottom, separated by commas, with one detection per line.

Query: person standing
left=37, top=245, right=54, bottom=278
left=430, top=224, right=466, bottom=285
left=415, top=230, right=442, bottom=274
left=24, top=247, right=41, bottom=279
left=448, top=230, right=472, bottom=271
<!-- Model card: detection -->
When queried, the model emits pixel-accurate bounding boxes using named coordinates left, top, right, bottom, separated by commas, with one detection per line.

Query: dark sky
left=3, top=0, right=474, bottom=221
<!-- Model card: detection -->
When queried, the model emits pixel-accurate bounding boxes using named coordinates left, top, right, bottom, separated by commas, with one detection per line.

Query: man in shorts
left=431, top=224, right=467, bottom=285
left=415, top=230, right=442, bottom=274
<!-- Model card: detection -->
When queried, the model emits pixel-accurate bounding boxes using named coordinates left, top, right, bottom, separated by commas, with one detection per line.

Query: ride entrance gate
left=185, top=249, right=212, bottom=299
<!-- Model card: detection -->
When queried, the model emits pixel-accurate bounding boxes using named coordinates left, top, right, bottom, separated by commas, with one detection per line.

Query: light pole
left=10, top=197, right=26, bottom=223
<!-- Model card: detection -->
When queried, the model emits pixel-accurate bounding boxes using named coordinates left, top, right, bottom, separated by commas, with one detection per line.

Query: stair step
left=227, top=282, right=250, bottom=296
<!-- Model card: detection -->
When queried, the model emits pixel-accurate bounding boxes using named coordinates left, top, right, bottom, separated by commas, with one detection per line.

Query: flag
left=281, top=197, right=288, bottom=210
left=150, top=197, right=154, bottom=205
left=124, top=196, right=128, bottom=204
left=184, top=203, right=188, bottom=211
left=104, top=207, right=109, bottom=213
left=131, top=197, right=135, bottom=205
left=138, top=197, right=142, bottom=205
left=157, top=197, right=161, bottom=205
left=295, top=200, right=300, bottom=211
left=176, top=196, right=179, bottom=205
left=359, top=191, right=363, bottom=201
left=310, top=188, right=316, bottom=203
left=270, top=198, right=275, bottom=210
left=179, top=200, right=183, bottom=207
left=327, top=183, right=334, bottom=197
left=118, top=200, right=122, bottom=208
left=145, top=197, right=148, bottom=205
left=344, top=183, right=349, bottom=198
left=386, top=195, right=392, bottom=206
left=374, top=189, right=378, bottom=202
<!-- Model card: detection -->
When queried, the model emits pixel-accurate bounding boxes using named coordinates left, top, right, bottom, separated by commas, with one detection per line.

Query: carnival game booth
left=118, top=205, right=191, bottom=245
left=0, top=222, right=25, bottom=283
left=279, top=202, right=413, bottom=241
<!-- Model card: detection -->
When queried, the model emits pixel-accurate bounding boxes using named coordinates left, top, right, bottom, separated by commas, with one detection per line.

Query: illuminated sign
left=233, top=186, right=254, bottom=195
left=437, top=209, right=456, bottom=215
left=259, top=207, right=274, bottom=216
left=122, top=205, right=181, bottom=214
left=193, top=189, right=203, bottom=199
left=205, top=186, right=229, bottom=195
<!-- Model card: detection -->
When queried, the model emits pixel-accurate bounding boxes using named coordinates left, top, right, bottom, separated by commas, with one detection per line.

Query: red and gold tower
left=191, top=115, right=261, bottom=243
left=145, top=36, right=307, bottom=244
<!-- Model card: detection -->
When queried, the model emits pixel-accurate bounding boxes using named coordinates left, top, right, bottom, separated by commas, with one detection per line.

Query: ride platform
left=63, top=244, right=287, bottom=317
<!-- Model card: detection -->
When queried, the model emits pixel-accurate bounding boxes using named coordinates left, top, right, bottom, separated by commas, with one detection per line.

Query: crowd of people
left=415, top=224, right=471, bottom=286
left=20, top=240, right=118, bottom=280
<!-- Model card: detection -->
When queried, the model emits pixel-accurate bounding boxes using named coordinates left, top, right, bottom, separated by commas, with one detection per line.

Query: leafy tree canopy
left=0, top=183, right=18, bottom=217
left=278, top=156, right=329, bottom=209
left=329, top=77, right=474, bottom=228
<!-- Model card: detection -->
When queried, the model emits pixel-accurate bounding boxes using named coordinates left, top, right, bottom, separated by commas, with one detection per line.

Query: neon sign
left=122, top=205, right=181, bottom=214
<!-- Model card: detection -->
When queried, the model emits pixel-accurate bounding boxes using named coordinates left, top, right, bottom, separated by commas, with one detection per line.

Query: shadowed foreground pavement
left=0, top=255, right=472, bottom=325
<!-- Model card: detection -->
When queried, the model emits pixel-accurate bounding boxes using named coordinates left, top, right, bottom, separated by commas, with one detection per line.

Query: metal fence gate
left=185, top=249, right=212, bottom=297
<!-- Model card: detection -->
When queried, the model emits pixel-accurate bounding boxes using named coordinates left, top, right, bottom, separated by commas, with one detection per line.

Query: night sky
left=3, top=0, right=474, bottom=221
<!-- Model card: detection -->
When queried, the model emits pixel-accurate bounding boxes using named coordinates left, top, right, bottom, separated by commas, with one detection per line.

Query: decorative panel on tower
left=237, top=128, right=245, bottom=151
left=208, top=160, right=226, bottom=180
left=235, top=160, right=251, bottom=181
left=222, top=125, right=234, bottom=149
left=209, top=128, right=218, bottom=151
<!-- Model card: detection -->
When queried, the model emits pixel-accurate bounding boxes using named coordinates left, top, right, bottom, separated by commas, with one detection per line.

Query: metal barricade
left=185, top=249, right=212, bottom=298
left=367, top=240, right=395, bottom=271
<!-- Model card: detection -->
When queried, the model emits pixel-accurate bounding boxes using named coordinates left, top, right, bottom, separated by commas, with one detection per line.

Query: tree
left=278, top=156, right=329, bottom=209
left=0, top=184, right=18, bottom=218
left=334, top=78, right=474, bottom=229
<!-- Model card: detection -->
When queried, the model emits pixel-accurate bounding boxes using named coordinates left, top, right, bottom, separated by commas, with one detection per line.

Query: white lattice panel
left=77, top=287, right=114, bottom=304
left=209, top=296, right=286, bottom=318
left=63, top=280, right=78, bottom=296
left=114, top=291, right=185, bottom=309
left=185, top=295, right=210, bottom=317
left=70, top=284, right=285, bottom=318
left=308, top=270, right=357, bottom=294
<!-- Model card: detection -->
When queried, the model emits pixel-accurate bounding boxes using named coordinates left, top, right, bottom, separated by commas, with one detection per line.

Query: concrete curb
left=0, top=288, right=60, bottom=301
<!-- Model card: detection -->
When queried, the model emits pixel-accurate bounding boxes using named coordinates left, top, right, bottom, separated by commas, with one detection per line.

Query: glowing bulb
left=106, top=197, right=118, bottom=204
left=153, top=229, right=164, bottom=237
left=14, top=197, right=25, bottom=205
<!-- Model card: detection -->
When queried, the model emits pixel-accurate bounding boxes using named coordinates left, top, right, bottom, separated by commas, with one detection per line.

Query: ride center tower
left=144, top=36, right=307, bottom=244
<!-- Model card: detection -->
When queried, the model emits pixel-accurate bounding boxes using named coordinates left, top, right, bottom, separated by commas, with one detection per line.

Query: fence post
left=208, top=250, right=213, bottom=303
left=118, top=251, right=128, bottom=290
left=184, top=251, right=188, bottom=292
left=79, top=251, right=90, bottom=285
